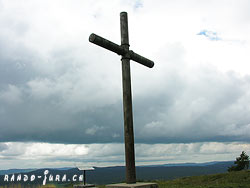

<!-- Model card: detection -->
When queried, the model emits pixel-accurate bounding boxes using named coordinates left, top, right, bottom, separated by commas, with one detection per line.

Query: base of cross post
left=73, top=184, right=96, bottom=188
left=106, top=182, right=158, bottom=188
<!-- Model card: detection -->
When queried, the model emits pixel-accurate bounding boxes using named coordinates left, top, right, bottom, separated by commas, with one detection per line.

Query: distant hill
left=142, top=161, right=233, bottom=167
left=0, top=161, right=234, bottom=185
left=0, top=169, right=35, bottom=175
left=0, top=167, right=73, bottom=175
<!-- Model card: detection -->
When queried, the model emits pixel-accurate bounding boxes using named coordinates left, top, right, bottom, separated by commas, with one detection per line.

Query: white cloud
left=0, top=143, right=8, bottom=152
left=27, top=78, right=57, bottom=99
left=24, top=143, right=89, bottom=158
left=0, top=85, right=22, bottom=104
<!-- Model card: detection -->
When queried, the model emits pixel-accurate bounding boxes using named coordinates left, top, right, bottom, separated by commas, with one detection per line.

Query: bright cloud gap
left=197, top=30, right=221, bottom=41
left=0, top=142, right=249, bottom=169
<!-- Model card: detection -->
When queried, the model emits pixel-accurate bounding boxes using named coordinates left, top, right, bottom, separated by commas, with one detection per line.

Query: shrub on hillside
left=228, top=151, right=249, bottom=172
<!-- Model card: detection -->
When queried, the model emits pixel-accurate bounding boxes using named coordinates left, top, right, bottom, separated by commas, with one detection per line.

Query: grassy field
left=153, top=170, right=250, bottom=188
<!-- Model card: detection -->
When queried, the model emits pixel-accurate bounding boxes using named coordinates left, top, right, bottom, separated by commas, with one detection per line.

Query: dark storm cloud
left=135, top=67, right=250, bottom=143
left=0, top=43, right=124, bottom=144
left=0, top=100, right=124, bottom=144
left=1, top=44, right=250, bottom=144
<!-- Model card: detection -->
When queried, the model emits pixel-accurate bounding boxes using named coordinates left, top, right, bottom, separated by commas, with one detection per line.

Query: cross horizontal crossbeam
left=89, top=33, right=154, bottom=68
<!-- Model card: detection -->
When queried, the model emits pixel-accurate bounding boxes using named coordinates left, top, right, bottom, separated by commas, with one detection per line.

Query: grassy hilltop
left=154, top=170, right=250, bottom=188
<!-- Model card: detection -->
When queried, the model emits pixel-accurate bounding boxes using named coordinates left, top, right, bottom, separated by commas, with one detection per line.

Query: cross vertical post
left=89, top=11, right=154, bottom=185
left=83, top=170, right=86, bottom=185
left=120, top=12, right=136, bottom=184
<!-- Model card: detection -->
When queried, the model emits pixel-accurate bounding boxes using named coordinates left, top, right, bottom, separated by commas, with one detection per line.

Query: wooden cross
left=89, top=12, right=154, bottom=184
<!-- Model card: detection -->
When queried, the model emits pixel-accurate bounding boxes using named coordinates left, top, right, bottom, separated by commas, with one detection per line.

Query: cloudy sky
left=1, top=0, right=250, bottom=169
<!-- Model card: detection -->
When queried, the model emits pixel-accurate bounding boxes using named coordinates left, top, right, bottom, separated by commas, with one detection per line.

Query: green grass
left=153, top=170, right=250, bottom=188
